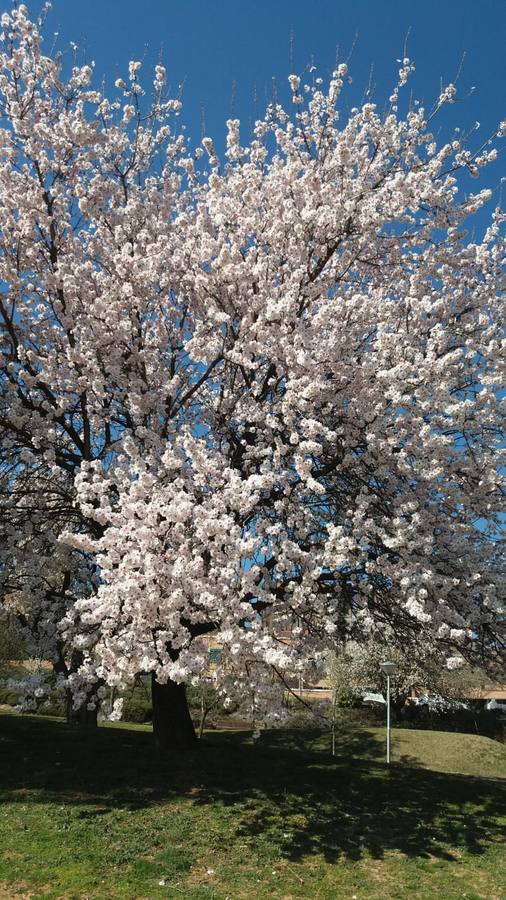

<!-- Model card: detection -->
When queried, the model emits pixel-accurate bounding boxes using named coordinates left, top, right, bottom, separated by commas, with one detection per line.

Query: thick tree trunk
left=65, top=690, right=98, bottom=729
left=61, top=649, right=99, bottom=729
left=151, top=674, right=197, bottom=749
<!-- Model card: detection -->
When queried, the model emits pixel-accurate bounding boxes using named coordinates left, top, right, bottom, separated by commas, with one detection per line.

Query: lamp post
left=379, top=660, right=398, bottom=764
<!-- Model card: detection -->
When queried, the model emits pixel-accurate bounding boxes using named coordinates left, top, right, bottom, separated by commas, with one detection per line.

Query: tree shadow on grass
left=0, top=713, right=504, bottom=865
left=398, top=753, right=426, bottom=767
left=260, top=721, right=385, bottom=760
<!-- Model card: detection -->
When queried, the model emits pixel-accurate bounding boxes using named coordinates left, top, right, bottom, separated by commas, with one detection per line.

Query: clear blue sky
left=41, top=0, right=505, bottom=185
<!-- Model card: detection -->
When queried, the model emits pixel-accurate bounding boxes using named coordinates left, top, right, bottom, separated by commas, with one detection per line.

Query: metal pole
left=386, top=673, right=391, bottom=764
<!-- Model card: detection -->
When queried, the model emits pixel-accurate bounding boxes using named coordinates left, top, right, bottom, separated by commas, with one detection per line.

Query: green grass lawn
left=265, top=718, right=506, bottom=779
left=0, top=711, right=504, bottom=899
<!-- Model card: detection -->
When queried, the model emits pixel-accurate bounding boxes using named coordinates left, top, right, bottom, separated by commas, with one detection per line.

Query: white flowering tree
left=325, top=640, right=446, bottom=718
left=1, top=6, right=504, bottom=747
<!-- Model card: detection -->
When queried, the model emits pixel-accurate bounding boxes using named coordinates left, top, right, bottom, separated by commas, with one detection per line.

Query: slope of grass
left=267, top=720, right=506, bottom=779
left=385, top=726, right=506, bottom=777
left=0, top=711, right=504, bottom=899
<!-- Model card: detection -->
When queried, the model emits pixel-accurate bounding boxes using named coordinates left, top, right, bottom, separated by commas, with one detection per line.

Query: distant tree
left=325, top=639, right=499, bottom=723
left=326, top=641, right=444, bottom=719
left=435, top=661, right=494, bottom=704
left=1, top=6, right=504, bottom=749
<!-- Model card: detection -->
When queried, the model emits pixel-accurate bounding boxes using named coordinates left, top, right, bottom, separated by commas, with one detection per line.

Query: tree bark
left=65, top=690, right=98, bottom=729
left=151, top=674, right=197, bottom=749
left=60, top=649, right=99, bottom=729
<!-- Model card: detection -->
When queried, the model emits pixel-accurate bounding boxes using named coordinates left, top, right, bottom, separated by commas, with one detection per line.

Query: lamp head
left=380, top=660, right=398, bottom=676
